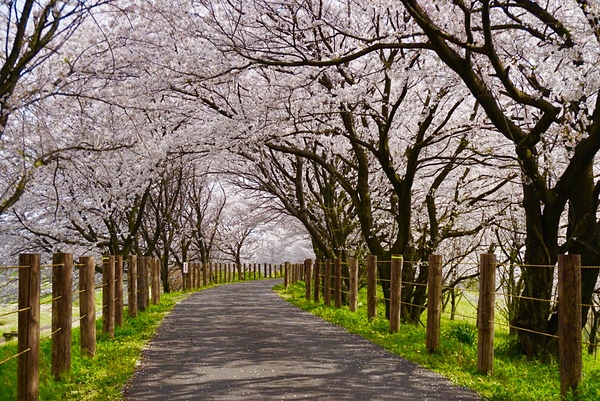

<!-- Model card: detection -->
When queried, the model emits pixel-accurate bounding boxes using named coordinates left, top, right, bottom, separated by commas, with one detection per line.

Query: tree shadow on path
left=124, top=280, right=479, bottom=400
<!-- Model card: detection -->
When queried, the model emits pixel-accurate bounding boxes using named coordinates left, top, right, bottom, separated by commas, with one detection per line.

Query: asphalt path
left=124, top=279, right=480, bottom=400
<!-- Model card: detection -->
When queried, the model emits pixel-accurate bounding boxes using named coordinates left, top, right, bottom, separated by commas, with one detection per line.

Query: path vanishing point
left=124, top=279, right=480, bottom=400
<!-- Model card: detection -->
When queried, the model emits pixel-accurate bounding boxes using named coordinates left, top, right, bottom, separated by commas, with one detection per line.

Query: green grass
left=0, top=290, right=190, bottom=400
left=276, top=282, right=600, bottom=401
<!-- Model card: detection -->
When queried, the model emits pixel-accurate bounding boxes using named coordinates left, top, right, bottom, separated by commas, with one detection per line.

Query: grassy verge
left=0, top=290, right=190, bottom=400
left=276, top=282, right=600, bottom=401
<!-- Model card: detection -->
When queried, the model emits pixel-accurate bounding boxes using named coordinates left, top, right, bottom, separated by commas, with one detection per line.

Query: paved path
left=124, top=279, right=480, bottom=400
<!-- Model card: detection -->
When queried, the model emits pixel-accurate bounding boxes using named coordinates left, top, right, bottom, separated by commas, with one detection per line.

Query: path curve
left=124, top=279, right=479, bottom=400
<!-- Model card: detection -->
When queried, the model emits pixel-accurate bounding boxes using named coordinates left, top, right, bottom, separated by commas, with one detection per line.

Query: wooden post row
left=18, top=253, right=41, bottom=401
left=52, top=252, right=73, bottom=381
left=367, top=255, right=378, bottom=319
left=389, top=255, right=403, bottom=334
left=558, top=254, right=582, bottom=397
left=426, top=254, right=442, bottom=352
left=79, top=255, right=96, bottom=358
left=477, top=253, right=496, bottom=374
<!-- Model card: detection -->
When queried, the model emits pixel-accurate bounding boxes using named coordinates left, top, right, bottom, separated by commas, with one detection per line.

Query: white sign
left=183, top=262, right=189, bottom=274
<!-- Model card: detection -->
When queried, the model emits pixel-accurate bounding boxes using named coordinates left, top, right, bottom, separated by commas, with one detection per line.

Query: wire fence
left=296, top=253, right=592, bottom=397
left=1, top=253, right=285, bottom=400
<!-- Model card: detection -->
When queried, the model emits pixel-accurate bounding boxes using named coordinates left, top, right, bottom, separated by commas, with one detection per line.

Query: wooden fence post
left=137, top=257, right=148, bottom=313
left=115, top=255, right=124, bottom=326
left=477, top=253, right=496, bottom=374
left=324, top=260, right=332, bottom=306
left=151, top=258, right=160, bottom=305
left=367, top=255, right=378, bottom=319
left=314, top=260, right=321, bottom=303
left=189, top=262, right=195, bottom=289
left=304, top=259, right=313, bottom=300
left=79, top=256, right=96, bottom=358
left=18, top=253, right=40, bottom=401
left=349, top=258, right=358, bottom=312
left=335, top=258, right=342, bottom=308
left=52, top=253, right=73, bottom=381
left=200, top=262, right=204, bottom=286
left=389, top=255, right=403, bottom=333
left=128, top=255, right=138, bottom=318
left=558, top=254, right=582, bottom=397
left=102, top=255, right=115, bottom=338
left=426, top=254, right=442, bottom=352
left=284, top=262, right=290, bottom=288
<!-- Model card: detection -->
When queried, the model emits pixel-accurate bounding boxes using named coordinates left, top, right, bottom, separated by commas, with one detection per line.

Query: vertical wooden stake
left=426, top=254, right=442, bottom=352
left=115, top=255, right=124, bottom=326
left=128, top=255, right=138, bottom=318
left=349, top=258, right=358, bottom=312
left=558, top=254, right=582, bottom=397
left=304, top=259, right=313, bottom=301
left=151, top=258, right=160, bottom=305
left=79, top=256, right=96, bottom=358
left=137, top=257, right=148, bottom=313
left=189, top=262, right=195, bottom=289
left=18, top=253, right=40, bottom=401
left=367, top=255, right=378, bottom=319
left=334, top=259, right=342, bottom=308
left=313, top=260, right=320, bottom=303
left=102, top=255, right=115, bottom=338
left=284, top=262, right=290, bottom=289
left=324, top=260, right=332, bottom=306
left=477, top=253, right=496, bottom=374
left=390, top=255, right=403, bottom=333
left=52, top=252, right=73, bottom=380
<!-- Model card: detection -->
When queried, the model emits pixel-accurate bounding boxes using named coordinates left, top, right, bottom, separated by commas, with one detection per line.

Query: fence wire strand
left=0, top=306, right=31, bottom=318
left=0, top=348, right=30, bottom=366
left=493, top=320, right=559, bottom=339
left=494, top=292, right=558, bottom=304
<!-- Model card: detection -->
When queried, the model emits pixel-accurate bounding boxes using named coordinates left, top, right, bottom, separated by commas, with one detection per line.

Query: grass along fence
left=0, top=253, right=286, bottom=401
left=296, top=253, right=587, bottom=398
